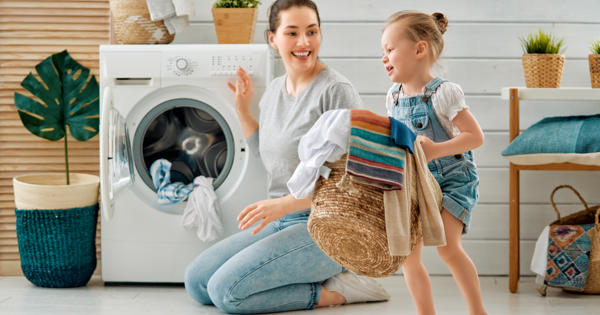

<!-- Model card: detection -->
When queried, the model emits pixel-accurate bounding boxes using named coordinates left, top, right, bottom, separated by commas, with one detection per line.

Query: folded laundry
left=345, top=109, right=416, bottom=191
left=145, top=0, right=195, bottom=34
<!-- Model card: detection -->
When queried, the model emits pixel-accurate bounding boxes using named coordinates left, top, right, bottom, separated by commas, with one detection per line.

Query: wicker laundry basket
left=522, top=54, right=565, bottom=88
left=308, top=157, right=422, bottom=278
left=539, top=185, right=600, bottom=295
left=110, top=0, right=174, bottom=44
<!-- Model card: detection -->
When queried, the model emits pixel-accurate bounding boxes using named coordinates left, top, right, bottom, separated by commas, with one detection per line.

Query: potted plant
left=212, top=0, right=261, bottom=44
left=520, top=29, right=566, bottom=88
left=12, top=50, right=100, bottom=288
left=590, top=39, right=600, bottom=88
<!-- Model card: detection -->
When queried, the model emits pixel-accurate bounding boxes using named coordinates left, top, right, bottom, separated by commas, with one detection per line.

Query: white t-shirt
left=385, top=81, right=468, bottom=138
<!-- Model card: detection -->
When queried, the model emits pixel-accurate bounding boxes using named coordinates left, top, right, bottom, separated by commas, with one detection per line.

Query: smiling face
left=381, top=22, right=429, bottom=83
left=268, top=6, right=321, bottom=75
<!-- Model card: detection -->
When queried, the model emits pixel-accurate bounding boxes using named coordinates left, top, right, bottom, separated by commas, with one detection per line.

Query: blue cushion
left=502, top=114, right=600, bottom=156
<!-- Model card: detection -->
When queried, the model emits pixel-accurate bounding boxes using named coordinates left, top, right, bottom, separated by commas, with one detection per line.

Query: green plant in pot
left=520, top=29, right=566, bottom=88
left=589, top=39, right=600, bottom=88
left=212, top=0, right=261, bottom=44
left=12, top=50, right=100, bottom=288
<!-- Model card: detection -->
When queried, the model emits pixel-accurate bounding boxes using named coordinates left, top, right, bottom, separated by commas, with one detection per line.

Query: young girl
left=381, top=11, right=487, bottom=315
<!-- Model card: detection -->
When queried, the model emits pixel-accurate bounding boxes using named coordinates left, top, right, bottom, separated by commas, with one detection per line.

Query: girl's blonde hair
left=385, top=11, right=448, bottom=62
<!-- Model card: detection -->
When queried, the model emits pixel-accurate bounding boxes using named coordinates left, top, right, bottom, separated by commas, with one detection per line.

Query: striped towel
left=150, top=159, right=194, bottom=204
left=345, top=109, right=409, bottom=190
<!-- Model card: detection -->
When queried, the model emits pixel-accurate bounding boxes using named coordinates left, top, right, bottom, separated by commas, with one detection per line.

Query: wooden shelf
left=504, top=87, right=600, bottom=294
left=501, top=87, right=600, bottom=101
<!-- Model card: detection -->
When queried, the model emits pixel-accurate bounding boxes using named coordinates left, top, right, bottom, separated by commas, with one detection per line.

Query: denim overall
left=390, top=78, right=479, bottom=233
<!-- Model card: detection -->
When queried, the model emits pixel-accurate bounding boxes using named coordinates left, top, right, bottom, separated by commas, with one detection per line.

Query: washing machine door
left=100, top=87, right=134, bottom=221
left=130, top=97, right=235, bottom=215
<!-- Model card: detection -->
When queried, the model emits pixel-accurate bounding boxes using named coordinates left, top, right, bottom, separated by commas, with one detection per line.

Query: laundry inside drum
left=143, top=107, right=229, bottom=185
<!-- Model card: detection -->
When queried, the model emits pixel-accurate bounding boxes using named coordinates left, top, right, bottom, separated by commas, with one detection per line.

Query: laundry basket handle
left=595, top=208, right=600, bottom=229
left=550, top=185, right=590, bottom=221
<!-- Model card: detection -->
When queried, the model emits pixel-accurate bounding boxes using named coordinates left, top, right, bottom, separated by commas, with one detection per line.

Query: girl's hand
left=227, top=67, right=254, bottom=115
left=237, top=197, right=288, bottom=235
left=417, top=135, right=439, bottom=162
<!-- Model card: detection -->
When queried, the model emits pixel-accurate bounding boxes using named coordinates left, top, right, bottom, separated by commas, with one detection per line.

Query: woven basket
left=589, top=54, right=600, bottom=88
left=546, top=185, right=600, bottom=294
left=110, top=0, right=174, bottom=44
left=13, top=173, right=100, bottom=288
left=308, top=158, right=422, bottom=278
left=522, top=54, right=565, bottom=88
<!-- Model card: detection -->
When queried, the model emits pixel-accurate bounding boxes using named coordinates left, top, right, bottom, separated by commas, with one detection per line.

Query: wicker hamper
left=540, top=185, right=600, bottom=295
left=308, top=158, right=422, bottom=278
left=110, top=0, right=174, bottom=44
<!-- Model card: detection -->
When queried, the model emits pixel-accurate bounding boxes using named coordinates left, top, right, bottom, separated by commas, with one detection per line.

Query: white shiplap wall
left=175, top=0, right=600, bottom=275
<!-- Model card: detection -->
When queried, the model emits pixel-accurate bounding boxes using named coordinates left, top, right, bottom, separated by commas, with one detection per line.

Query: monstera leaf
left=13, top=50, right=99, bottom=184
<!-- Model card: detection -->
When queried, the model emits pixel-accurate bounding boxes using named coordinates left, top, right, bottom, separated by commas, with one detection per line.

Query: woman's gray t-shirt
left=247, top=66, right=363, bottom=203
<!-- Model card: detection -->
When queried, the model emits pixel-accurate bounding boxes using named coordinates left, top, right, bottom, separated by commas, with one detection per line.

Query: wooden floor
left=1, top=275, right=599, bottom=314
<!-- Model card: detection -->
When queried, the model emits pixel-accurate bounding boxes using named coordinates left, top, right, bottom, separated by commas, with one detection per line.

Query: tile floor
left=1, top=275, right=599, bottom=314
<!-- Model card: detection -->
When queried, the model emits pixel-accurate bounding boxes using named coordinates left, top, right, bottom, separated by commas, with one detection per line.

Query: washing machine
left=99, top=44, right=271, bottom=283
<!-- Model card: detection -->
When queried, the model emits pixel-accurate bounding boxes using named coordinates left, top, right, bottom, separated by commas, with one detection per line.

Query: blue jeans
left=184, top=211, right=343, bottom=314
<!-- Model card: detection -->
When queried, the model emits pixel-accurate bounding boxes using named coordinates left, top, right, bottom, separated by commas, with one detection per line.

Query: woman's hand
left=417, top=135, right=439, bottom=162
left=227, top=67, right=254, bottom=116
left=237, top=197, right=288, bottom=235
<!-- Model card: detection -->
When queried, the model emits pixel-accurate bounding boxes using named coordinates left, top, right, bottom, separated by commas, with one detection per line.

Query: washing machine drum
left=134, top=99, right=234, bottom=190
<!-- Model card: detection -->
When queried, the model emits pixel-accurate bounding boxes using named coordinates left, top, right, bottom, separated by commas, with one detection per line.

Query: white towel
left=181, top=176, right=224, bottom=242
left=146, top=0, right=195, bottom=35
left=531, top=226, right=550, bottom=280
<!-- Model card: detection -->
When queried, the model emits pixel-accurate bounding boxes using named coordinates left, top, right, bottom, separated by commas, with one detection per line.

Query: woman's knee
left=184, top=261, right=213, bottom=305
left=206, top=274, right=244, bottom=314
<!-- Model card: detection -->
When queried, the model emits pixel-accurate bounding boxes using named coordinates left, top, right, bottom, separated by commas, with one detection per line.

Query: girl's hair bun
left=432, top=12, right=448, bottom=34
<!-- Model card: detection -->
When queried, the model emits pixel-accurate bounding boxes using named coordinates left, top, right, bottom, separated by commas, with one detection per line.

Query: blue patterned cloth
left=544, top=223, right=594, bottom=291
left=150, top=159, right=193, bottom=205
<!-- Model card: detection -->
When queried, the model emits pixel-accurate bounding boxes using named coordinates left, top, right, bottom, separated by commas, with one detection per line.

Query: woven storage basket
left=13, top=173, right=99, bottom=288
left=308, top=158, right=422, bottom=278
left=544, top=185, right=600, bottom=294
left=110, top=0, right=174, bottom=44
left=589, top=54, right=600, bottom=89
left=522, top=54, right=565, bottom=88
left=15, top=205, right=98, bottom=288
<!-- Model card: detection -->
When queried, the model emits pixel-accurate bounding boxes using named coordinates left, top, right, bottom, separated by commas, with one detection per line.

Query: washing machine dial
left=171, top=56, right=193, bottom=76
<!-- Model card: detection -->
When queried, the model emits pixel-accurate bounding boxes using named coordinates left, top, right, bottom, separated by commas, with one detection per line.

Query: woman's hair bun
left=432, top=12, right=448, bottom=34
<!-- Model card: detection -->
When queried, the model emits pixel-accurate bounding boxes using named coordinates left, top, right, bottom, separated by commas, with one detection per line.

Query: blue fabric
left=502, top=114, right=600, bottom=156
left=150, top=159, right=193, bottom=204
left=184, top=211, right=343, bottom=313
left=390, top=78, right=479, bottom=234
left=389, top=116, right=416, bottom=154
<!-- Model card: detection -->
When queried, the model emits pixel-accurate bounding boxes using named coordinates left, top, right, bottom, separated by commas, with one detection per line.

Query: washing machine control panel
left=162, top=49, right=270, bottom=86
left=210, top=55, right=255, bottom=76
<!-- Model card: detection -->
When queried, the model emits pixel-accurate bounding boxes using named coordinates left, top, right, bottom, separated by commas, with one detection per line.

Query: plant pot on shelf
left=110, top=0, right=174, bottom=44
left=212, top=8, right=258, bottom=44
left=590, top=54, right=600, bottom=88
left=522, top=54, right=565, bottom=88
left=13, top=173, right=100, bottom=288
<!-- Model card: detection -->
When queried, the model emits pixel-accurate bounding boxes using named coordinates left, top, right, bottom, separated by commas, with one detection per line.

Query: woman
left=184, top=1, right=388, bottom=313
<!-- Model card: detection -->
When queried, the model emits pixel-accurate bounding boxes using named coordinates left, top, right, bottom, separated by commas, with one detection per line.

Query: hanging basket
left=589, top=54, right=600, bottom=89
left=13, top=173, right=100, bottom=288
left=522, top=54, right=565, bottom=88
left=212, top=8, right=258, bottom=44
left=308, top=158, right=422, bottom=278
left=110, top=0, right=174, bottom=44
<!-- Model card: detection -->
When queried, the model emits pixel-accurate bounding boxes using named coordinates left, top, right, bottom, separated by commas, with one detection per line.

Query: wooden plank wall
left=0, top=0, right=108, bottom=276
left=175, top=0, right=600, bottom=275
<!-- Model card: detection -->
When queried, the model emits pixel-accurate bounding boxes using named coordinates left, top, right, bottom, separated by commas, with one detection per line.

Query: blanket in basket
left=545, top=223, right=594, bottom=291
